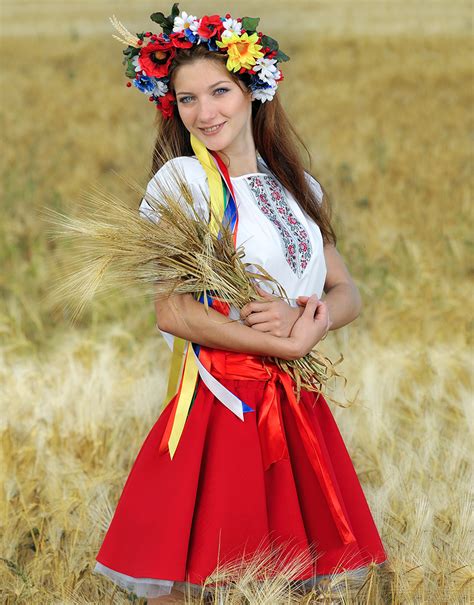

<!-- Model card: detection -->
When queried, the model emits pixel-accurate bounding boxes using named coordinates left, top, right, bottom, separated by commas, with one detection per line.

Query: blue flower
left=133, top=75, right=157, bottom=94
left=206, top=38, right=219, bottom=52
left=248, top=76, right=272, bottom=91
left=184, top=29, right=200, bottom=44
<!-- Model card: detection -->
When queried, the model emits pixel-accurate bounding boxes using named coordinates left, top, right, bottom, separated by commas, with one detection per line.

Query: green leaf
left=150, top=12, right=172, bottom=34
left=241, top=17, right=260, bottom=33
left=125, top=58, right=136, bottom=78
left=150, top=4, right=178, bottom=35
left=123, top=46, right=140, bottom=58
left=150, top=11, right=167, bottom=26
left=276, top=49, right=290, bottom=62
left=171, top=3, right=180, bottom=18
left=260, top=35, right=279, bottom=51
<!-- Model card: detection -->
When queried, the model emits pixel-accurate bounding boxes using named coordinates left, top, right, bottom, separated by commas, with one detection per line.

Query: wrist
left=274, top=336, right=301, bottom=361
left=321, top=318, right=332, bottom=340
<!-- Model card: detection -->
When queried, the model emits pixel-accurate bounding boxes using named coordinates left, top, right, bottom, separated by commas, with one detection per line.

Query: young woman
left=94, top=8, right=388, bottom=603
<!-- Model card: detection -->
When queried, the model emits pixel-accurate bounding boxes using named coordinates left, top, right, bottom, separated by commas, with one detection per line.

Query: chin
left=192, top=125, right=232, bottom=150
left=198, top=137, right=231, bottom=152
left=207, top=140, right=229, bottom=152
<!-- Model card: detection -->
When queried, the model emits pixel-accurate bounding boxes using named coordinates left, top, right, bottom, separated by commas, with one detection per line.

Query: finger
left=302, top=294, right=319, bottom=318
left=315, top=300, right=329, bottom=320
left=246, top=321, right=273, bottom=333
left=241, top=300, right=270, bottom=319
left=315, top=303, right=331, bottom=330
left=256, top=285, right=277, bottom=300
left=240, top=305, right=248, bottom=319
left=245, top=311, right=274, bottom=326
left=296, top=295, right=310, bottom=306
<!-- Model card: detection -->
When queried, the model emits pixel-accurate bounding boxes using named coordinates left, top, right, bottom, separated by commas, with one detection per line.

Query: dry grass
left=1, top=1, right=472, bottom=603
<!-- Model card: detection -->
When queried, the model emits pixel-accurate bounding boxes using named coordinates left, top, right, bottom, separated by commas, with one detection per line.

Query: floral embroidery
left=246, top=174, right=312, bottom=276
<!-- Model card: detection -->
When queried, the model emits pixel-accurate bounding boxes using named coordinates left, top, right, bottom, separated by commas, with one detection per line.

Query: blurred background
left=1, top=1, right=472, bottom=603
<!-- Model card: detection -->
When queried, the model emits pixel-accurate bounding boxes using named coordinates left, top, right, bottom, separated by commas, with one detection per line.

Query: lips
left=199, top=122, right=226, bottom=134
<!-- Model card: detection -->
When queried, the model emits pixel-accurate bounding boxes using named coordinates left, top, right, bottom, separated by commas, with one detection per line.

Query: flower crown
left=110, top=3, right=290, bottom=120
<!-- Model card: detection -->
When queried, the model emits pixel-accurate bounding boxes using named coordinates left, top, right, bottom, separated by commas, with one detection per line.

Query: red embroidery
left=246, top=175, right=312, bottom=276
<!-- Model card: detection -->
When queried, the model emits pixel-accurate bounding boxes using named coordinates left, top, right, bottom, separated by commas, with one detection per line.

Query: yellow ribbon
left=165, top=335, right=186, bottom=403
left=190, top=133, right=226, bottom=236
left=166, top=135, right=227, bottom=459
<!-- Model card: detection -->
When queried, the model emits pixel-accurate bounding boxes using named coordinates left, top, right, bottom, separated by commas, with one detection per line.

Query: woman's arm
left=155, top=292, right=327, bottom=361
left=292, top=244, right=362, bottom=332
left=240, top=244, right=361, bottom=336
left=321, top=243, right=362, bottom=330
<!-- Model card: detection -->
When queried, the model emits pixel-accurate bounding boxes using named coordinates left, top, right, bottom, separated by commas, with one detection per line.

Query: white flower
left=252, top=57, right=279, bottom=84
left=251, top=85, right=277, bottom=103
left=173, top=11, right=199, bottom=34
left=153, top=79, right=169, bottom=97
left=221, top=17, right=242, bottom=40
left=132, top=54, right=144, bottom=74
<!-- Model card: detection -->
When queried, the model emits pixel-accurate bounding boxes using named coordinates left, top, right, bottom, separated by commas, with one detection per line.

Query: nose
left=196, top=99, right=220, bottom=125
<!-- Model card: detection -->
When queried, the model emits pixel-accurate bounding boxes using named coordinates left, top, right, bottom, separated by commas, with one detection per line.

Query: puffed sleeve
left=304, top=171, right=324, bottom=205
left=139, top=157, right=210, bottom=224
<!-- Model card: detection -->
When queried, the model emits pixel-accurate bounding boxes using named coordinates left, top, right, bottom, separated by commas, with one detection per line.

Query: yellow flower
left=216, top=32, right=264, bottom=72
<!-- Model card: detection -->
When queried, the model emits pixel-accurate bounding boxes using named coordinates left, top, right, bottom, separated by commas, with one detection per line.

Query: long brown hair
left=148, top=44, right=336, bottom=246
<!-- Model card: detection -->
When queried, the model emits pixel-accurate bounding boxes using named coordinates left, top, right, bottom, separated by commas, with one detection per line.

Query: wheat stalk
left=109, top=15, right=142, bottom=48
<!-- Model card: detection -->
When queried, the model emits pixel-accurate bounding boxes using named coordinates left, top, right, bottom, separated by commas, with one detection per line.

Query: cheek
left=177, top=105, right=194, bottom=128
left=227, top=93, right=251, bottom=121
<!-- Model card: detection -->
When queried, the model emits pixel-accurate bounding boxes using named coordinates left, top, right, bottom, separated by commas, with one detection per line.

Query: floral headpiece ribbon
left=110, top=3, right=290, bottom=119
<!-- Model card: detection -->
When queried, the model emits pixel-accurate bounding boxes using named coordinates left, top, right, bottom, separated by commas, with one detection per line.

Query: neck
left=214, top=133, right=259, bottom=178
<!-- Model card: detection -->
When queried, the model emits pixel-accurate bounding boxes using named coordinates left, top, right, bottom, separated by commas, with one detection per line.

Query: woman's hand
left=296, top=295, right=332, bottom=341
left=285, top=295, right=331, bottom=360
left=240, top=286, right=304, bottom=338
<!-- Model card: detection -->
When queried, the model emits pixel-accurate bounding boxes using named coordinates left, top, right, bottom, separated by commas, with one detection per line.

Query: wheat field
left=0, top=1, right=472, bottom=603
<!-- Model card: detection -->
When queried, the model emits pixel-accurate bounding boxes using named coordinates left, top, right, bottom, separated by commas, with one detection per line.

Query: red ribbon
left=198, top=347, right=357, bottom=546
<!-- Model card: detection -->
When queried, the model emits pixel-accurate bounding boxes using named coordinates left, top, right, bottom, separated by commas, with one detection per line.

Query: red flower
left=197, top=15, right=224, bottom=39
left=139, top=37, right=177, bottom=78
left=169, top=32, right=194, bottom=49
left=157, top=90, right=176, bottom=119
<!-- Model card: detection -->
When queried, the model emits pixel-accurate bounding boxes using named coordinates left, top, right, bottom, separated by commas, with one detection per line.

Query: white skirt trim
left=94, top=559, right=388, bottom=599
left=94, top=562, right=201, bottom=598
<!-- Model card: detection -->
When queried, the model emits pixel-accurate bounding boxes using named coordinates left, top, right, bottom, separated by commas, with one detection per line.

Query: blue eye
left=179, top=87, right=229, bottom=104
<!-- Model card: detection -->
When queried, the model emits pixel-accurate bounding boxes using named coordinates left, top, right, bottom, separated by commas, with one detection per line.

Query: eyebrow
left=175, top=80, right=230, bottom=96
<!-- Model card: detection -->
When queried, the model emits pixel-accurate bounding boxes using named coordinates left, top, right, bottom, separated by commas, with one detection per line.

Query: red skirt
left=94, top=348, right=387, bottom=598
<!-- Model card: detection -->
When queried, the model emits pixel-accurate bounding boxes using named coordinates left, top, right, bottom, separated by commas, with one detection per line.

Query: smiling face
left=172, top=59, right=254, bottom=154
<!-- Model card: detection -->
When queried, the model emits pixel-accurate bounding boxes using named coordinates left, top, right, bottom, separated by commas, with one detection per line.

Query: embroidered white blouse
left=139, top=154, right=327, bottom=316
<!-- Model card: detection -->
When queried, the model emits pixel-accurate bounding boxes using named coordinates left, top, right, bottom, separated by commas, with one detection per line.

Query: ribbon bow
left=196, top=348, right=357, bottom=546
